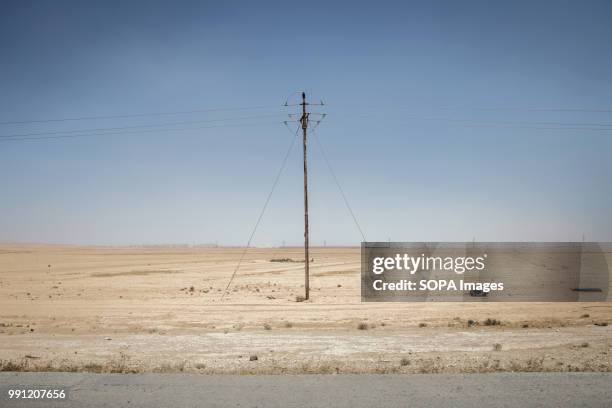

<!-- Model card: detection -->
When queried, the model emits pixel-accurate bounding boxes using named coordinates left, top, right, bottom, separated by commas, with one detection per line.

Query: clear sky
left=1, top=1, right=611, bottom=245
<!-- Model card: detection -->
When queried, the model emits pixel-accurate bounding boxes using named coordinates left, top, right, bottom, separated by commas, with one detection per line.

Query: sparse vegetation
left=155, top=360, right=186, bottom=373
left=357, top=322, right=369, bottom=330
left=0, top=360, right=28, bottom=372
left=484, top=318, right=501, bottom=326
left=1, top=342, right=611, bottom=375
left=295, top=295, right=306, bottom=302
left=263, top=323, right=272, bottom=330
left=493, top=343, right=503, bottom=351
left=108, top=352, right=131, bottom=373
left=419, top=322, right=427, bottom=328
left=82, top=363, right=104, bottom=373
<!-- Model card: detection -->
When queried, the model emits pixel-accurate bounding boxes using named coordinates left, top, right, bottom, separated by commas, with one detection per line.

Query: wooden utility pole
left=300, top=92, right=310, bottom=300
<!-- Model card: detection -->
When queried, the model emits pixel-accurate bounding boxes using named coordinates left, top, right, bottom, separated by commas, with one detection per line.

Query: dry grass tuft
left=357, top=322, right=369, bottom=330
left=155, top=360, right=186, bottom=373
left=484, top=318, right=501, bottom=326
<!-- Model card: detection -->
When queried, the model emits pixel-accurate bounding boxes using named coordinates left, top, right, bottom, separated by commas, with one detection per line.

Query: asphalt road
left=1, top=372, right=610, bottom=408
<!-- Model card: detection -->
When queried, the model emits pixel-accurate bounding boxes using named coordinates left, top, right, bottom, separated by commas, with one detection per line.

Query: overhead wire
left=326, top=111, right=612, bottom=131
left=335, top=103, right=612, bottom=115
left=0, top=104, right=285, bottom=126
left=4, top=100, right=612, bottom=144
left=0, top=121, right=284, bottom=142
left=0, top=113, right=288, bottom=139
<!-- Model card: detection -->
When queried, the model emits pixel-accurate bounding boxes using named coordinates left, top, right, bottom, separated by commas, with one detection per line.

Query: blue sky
left=1, top=1, right=611, bottom=245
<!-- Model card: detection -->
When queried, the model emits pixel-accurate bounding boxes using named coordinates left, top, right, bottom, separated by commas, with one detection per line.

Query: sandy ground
left=0, top=244, right=610, bottom=374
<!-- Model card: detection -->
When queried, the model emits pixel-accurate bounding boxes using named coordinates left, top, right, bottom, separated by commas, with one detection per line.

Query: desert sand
left=0, top=244, right=610, bottom=374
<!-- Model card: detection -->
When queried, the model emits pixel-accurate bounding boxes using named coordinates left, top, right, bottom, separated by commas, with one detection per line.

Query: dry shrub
left=82, top=363, right=104, bottom=373
left=0, top=359, right=28, bottom=372
left=155, top=360, right=186, bottom=373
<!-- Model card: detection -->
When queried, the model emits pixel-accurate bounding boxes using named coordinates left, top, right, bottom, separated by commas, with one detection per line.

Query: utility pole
left=222, top=92, right=326, bottom=301
left=300, top=92, right=310, bottom=300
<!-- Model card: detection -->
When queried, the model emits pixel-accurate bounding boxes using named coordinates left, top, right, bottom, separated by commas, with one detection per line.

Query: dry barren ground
left=0, top=245, right=610, bottom=374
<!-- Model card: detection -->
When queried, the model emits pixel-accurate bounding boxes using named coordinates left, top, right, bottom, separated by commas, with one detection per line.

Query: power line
left=413, top=116, right=612, bottom=129
left=457, top=124, right=612, bottom=132
left=0, top=104, right=284, bottom=126
left=330, top=111, right=612, bottom=130
left=5, top=112, right=611, bottom=144
left=221, top=126, right=299, bottom=299
left=457, top=107, right=612, bottom=113
left=337, top=103, right=612, bottom=114
left=0, top=114, right=287, bottom=139
left=4, top=100, right=612, bottom=127
left=0, top=121, right=284, bottom=143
